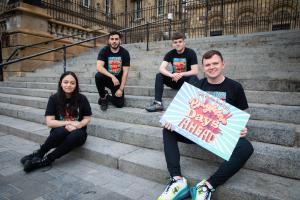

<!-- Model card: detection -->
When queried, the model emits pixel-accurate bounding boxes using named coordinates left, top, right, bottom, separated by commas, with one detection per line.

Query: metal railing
left=2, top=0, right=299, bottom=43
left=115, top=0, right=300, bottom=40
left=0, top=19, right=168, bottom=81
left=6, top=28, right=103, bottom=62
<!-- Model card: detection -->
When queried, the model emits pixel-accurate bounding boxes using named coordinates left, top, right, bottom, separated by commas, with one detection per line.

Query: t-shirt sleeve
left=45, top=95, right=56, bottom=116
left=97, top=47, right=107, bottom=61
left=80, top=95, right=92, bottom=116
left=189, top=49, right=198, bottom=65
left=235, top=84, right=249, bottom=110
left=163, top=51, right=172, bottom=63
left=122, top=49, right=130, bottom=67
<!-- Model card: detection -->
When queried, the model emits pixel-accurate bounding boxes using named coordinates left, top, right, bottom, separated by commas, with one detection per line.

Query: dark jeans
left=163, top=128, right=254, bottom=189
left=40, top=127, right=87, bottom=162
left=154, top=73, right=197, bottom=102
left=95, top=72, right=124, bottom=108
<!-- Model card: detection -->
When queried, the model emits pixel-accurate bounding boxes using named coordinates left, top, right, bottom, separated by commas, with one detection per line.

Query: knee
left=163, top=128, right=173, bottom=140
left=156, top=73, right=163, bottom=80
left=95, top=72, right=105, bottom=81
left=68, top=130, right=87, bottom=144
left=51, top=127, right=67, bottom=135
left=239, top=138, right=254, bottom=159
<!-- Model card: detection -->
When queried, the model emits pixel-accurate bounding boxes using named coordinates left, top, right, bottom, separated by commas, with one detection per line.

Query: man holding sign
left=157, top=50, right=253, bottom=200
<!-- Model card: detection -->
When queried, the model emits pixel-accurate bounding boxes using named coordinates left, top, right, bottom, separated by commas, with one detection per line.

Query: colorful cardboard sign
left=160, top=82, right=250, bottom=161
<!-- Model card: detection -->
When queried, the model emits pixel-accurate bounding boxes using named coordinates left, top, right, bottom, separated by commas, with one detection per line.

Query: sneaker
left=20, top=148, right=44, bottom=165
left=98, top=91, right=109, bottom=111
left=157, top=177, right=190, bottom=200
left=23, top=156, right=52, bottom=173
left=145, top=101, right=164, bottom=112
left=190, top=179, right=215, bottom=200
left=98, top=96, right=108, bottom=111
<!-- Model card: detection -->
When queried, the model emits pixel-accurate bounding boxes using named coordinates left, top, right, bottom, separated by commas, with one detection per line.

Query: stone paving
left=0, top=132, right=165, bottom=200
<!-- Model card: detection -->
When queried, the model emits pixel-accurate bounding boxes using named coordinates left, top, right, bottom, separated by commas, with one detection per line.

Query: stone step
left=0, top=102, right=299, bottom=180
left=62, top=53, right=300, bottom=73
left=124, top=30, right=300, bottom=49
left=0, top=88, right=299, bottom=124
left=132, top=77, right=300, bottom=92
left=1, top=81, right=299, bottom=106
left=27, top=66, right=300, bottom=81
left=35, top=58, right=300, bottom=74
left=7, top=73, right=300, bottom=92
left=0, top=133, right=165, bottom=200
left=0, top=100, right=297, bottom=147
left=8, top=76, right=93, bottom=84
left=0, top=115, right=298, bottom=200
left=25, top=70, right=140, bottom=79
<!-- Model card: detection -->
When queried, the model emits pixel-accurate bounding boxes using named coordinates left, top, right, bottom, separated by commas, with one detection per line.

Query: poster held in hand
left=160, top=82, right=250, bottom=161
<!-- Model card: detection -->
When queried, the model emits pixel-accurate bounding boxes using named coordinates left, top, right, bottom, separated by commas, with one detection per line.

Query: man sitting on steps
left=157, top=50, right=254, bottom=200
left=145, top=32, right=199, bottom=112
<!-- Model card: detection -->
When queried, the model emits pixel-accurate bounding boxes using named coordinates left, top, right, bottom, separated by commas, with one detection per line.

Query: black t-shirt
left=164, top=47, right=198, bottom=73
left=194, top=77, right=248, bottom=110
left=97, top=46, right=130, bottom=76
left=45, top=93, right=92, bottom=130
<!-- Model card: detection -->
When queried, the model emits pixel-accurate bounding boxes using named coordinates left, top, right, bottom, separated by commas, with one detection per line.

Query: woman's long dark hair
left=57, top=71, right=80, bottom=118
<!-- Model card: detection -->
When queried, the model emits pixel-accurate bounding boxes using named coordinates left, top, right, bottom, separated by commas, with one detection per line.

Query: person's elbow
left=46, top=120, right=53, bottom=128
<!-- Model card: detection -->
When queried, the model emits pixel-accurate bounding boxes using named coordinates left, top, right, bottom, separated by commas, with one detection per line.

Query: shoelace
left=164, top=178, right=177, bottom=193
left=196, top=184, right=212, bottom=200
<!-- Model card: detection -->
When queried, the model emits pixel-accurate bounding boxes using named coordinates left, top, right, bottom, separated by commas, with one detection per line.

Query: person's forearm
left=119, top=71, right=128, bottom=90
left=46, top=120, right=69, bottom=128
left=78, top=117, right=91, bottom=128
left=181, top=67, right=198, bottom=77
left=98, top=66, right=114, bottom=79
left=159, top=67, right=173, bottom=77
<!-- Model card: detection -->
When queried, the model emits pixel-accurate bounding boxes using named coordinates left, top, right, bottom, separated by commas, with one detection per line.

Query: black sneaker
left=20, top=148, right=44, bottom=165
left=145, top=101, right=164, bottom=112
left=98, top=96, right=108, bottom=111
left=23, top=156, right=52, bottom=173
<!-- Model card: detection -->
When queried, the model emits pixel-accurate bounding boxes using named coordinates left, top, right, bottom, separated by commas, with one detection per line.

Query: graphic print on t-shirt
left=108, top=57, right=122, bottom=75
left=207, top=91, right=226, bottom=101
left=59, top=107, right=79, bottom=121
left=173, top=58, right=187, bottom=73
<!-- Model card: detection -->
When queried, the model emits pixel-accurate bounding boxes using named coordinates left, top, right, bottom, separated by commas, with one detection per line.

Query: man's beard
left=110, top=43, right=120, bottom=50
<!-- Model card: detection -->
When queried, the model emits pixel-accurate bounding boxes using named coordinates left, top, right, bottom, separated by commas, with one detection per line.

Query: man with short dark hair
left=157, top=50, right=253, bottom=200
left=145, top=32, right=199, bottom=112
left=95, top=31, right=130, bottom=111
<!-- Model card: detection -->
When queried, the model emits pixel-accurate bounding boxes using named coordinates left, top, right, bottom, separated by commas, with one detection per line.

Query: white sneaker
left=157, top=177, right=190, bottom=200
left=190, top=179, right=215, bottom=200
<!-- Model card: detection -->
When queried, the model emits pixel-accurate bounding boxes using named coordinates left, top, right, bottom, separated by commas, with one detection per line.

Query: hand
left=163, top=122, right=173, bottom=131
left=69, top=121, right=82, bottom=129
left=115, top=89, right=123, bottom=97
left=240, top=127, right=248, bottom=138
left=172, top=73, right=183, bottom=82
left=111, top=76, right=120, bottom=86
left=65, top=124, right=77, bottom=132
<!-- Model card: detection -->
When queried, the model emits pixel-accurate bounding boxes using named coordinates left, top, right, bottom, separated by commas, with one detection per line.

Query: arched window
left=272, top=9, right=292, bottom=30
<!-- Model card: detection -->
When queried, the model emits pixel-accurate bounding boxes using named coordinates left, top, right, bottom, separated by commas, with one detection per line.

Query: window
left=105, top=0, right=112, bottom=15
left=135, top=0, right=142, bottom=19
left=83, top=0, right=90, bottom=8
left=157, top=0, right=164, bottom=16
left=181, top=0, right=187, bottom=13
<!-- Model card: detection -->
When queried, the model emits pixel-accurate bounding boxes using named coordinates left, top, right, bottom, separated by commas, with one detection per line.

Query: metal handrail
left=6, top=28, right=103, bottom=62
left=0, top=18, right=168, bottom=73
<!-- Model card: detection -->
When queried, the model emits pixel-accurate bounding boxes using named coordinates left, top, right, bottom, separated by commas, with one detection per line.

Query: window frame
left=135, top=0, right=142, bottom=20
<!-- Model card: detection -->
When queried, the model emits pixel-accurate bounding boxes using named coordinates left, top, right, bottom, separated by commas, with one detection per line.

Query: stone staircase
left=0, top=29, right=300, bottom=200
